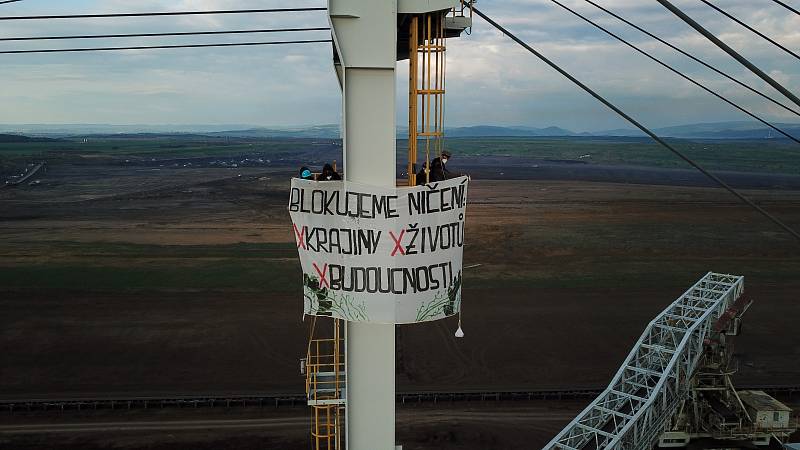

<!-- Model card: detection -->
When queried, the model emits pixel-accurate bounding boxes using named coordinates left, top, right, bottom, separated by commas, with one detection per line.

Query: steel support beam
left=329, top=1, right=397, bottom=449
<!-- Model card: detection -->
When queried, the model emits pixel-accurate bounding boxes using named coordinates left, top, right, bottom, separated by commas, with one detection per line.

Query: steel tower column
left=328, top=1, right=397, bottom=449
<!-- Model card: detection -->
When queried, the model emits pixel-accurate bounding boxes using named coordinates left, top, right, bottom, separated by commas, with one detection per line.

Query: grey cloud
left=0, top=0, right=797, bottom=130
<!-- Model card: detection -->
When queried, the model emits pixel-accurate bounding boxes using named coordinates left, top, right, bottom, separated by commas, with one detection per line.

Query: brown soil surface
left=0, top=400, right=613, bottom=450
left=2, top=173, right=799, bottom=397
left=1, top=399, right=798, bottom=450
left=1, top=165, right=799, bottom=448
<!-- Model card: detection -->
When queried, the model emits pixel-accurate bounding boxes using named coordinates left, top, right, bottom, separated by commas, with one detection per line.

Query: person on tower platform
left=416, top=150, right=464, bottom=185
left=320, top=163, right=342, bottom=181
left=298, top=166, right=315, bottom=180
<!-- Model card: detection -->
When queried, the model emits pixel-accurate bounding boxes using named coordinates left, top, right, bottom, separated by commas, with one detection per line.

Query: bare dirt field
left=1, top=159, right=799, bottom=448
left=1, top=399, right=798, bottom=450
left=0, top=401, right=586, bottom=450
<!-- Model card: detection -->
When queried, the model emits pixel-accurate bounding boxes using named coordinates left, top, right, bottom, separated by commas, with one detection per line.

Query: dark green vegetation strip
left=464, top=218, right=800, bottom=289
left=0, top=241, right=298, bottom=259
left=427, top=137, right=800, bottom=174
left=0, top=137, right=326, bottom=159
left=1, top=136, right=799, bottom=175
left=467, top=258, right=800, bottom=289
left=0, top=241, right=301, bottom=292
left=5, top=257, right=795, bottom=292
left=0, top=259, right=300, bottom=292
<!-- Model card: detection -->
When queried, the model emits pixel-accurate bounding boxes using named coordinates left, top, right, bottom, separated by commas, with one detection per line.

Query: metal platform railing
left=305, top=320, right=345, bottom=406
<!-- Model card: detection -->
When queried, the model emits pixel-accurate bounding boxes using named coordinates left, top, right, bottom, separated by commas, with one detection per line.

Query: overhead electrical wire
left=656, top=0, right=800, bottom=109
left=469, top=5, right=800, bottom=242
left=770, top=0, right=800, bottom=16
left=0, top=39, right=333, bottom=54
left=0, top=27, right=331, bottom=42
left=0, top=0, right=23, bottom=4
left=0, top=7, right=327, bottom=21
left=581, top=0, right=800, bottom=118
left=549, top=0, right=800, bottom=144
left=699, top=0, right=800, bottom=61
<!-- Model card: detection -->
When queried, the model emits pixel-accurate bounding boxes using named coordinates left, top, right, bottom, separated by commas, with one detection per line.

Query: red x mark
left=313, top=262, right=329, bottom=288
left=389, top=229, right=406, bottom=256
left=293, top=223, right=306, bottom=250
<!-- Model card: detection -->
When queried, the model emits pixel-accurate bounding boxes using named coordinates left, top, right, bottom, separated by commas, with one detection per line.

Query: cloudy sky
left=0, top=0, right=798, bottom=132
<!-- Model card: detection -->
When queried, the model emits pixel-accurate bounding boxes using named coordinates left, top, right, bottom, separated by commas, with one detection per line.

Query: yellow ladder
left=305, top=317, right=345, bottom=450
left=408, top=11, right=447, bottom=186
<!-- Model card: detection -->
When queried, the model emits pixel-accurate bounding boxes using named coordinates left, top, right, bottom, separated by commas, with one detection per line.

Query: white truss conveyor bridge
left=543, top=272, right=744, bottom=450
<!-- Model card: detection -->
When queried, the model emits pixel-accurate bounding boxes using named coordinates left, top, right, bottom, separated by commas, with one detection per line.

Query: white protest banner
left=289, top=176, right=468, bottom=324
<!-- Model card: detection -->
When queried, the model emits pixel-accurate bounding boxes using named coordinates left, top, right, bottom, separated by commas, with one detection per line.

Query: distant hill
left=0, top=124, right=256, bottom=136
left=592, top=121, right=800, bottom=139
left=443, top=125, right=575, bottom=137
left=0, top=134, right=59, bottom=143
left=0, top=124, right=343, bottom=139
left=2, top=121, right=799, bottom=139
left=207, top=125, right=341, bottom=139
left=0, top=124, right=576, bottom=139
left=206, top=125, right=576, bottom=139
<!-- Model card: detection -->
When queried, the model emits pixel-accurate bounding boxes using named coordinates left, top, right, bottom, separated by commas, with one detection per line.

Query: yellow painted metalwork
left=408, top=15, right=419, bottom=187
left=305, top=317, right=345, bottom=450
left=407, top=11, right=447, bottom=186
left=311, top=405, right=342, bottom=450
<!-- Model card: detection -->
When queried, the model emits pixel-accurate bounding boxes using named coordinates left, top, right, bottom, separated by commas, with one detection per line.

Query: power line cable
left=699, top=0, right=799, bottom=61
left=657, top=0, right=800, bottom=109
left=470, top=5, right=800, bottom=242
left=770, top=0, right=800, bottom=16
left=0, top=7, right=327, bottom=21
left=0, top=27, right=331, bottom=42
left=581, top=0, right=800, bottom=118
left=0, top=0, right=23, bottom=4
left=549, top=0, right=799, bottom=144
left=0, top=39, right=332, bottom=54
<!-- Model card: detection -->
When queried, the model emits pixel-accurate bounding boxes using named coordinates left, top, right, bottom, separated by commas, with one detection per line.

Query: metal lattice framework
left=544, top=272, right=744, bottom=450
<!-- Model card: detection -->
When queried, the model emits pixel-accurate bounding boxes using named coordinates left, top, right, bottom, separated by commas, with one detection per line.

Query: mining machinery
left=544, top=272, right=796, bottom=450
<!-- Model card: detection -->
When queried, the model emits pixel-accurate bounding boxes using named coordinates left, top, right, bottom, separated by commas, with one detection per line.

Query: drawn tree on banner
left=304, top=273, right=368, bottom=321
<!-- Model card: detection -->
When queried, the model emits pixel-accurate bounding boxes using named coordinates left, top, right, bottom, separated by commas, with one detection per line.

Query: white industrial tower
left=321, top=1, right=468, bottom=449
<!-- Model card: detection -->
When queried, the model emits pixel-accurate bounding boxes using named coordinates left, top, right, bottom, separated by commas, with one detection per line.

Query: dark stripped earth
left=1, top=156, right=798, bottom=449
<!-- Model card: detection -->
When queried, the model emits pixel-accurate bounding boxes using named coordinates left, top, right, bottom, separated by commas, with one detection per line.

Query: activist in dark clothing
left=299, top=166, right=314, bottom=180
left=416, top=150, right=460, bottom=185
left=320, top=163, right=342, bottom=181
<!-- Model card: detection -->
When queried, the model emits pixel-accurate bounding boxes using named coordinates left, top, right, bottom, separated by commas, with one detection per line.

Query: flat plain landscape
left=1, top=135, right=798, bottom=448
